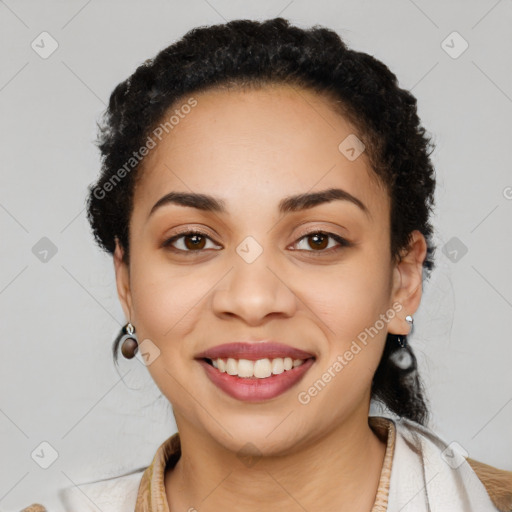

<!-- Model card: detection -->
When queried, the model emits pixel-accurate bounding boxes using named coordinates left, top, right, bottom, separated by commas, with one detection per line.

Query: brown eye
left=162, top=230, right=221, bottom=253
left=183, top=233, right=206, bottom=250
left=307, top=232, right=329, bottom=250
left=161, top=229, right=351, bottom=256
left=293, top=231, right=351, bottom=254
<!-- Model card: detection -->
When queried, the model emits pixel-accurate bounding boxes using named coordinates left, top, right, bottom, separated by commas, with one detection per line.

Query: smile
left=206, top=356, right=307, bottom=378
left=198, top=356, right=315, bottom=402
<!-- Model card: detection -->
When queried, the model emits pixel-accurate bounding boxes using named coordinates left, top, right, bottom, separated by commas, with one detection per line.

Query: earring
left=395, top=334, right=407, bottom=348
left=390, top=314, right=414, bottom=348
left=399, top=314, right=414, bottom=347
left=121, top=322, right=138, bottom=359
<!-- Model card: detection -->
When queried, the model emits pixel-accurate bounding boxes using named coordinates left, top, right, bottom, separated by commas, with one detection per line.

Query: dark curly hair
left=86, top=17, right=436, bottom=426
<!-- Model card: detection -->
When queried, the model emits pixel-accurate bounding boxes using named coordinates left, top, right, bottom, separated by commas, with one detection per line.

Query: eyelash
left=161, top=229, right=352, bottom=256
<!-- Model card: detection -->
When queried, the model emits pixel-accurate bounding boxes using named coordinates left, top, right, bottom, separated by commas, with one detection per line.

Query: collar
left=135, top=416, right=396, bottom=511
left=388, top=416, right=506, bottom=511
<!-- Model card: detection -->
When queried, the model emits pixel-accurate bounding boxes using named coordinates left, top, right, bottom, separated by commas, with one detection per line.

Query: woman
left=23, top=17, right=511, bottom=512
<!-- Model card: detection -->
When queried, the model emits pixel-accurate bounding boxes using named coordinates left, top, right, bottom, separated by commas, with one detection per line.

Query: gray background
left=1, top=0, right=511, bottom=509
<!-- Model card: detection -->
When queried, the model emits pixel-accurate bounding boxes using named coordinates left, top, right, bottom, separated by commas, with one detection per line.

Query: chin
left=206, top=417, right=306, bottom=457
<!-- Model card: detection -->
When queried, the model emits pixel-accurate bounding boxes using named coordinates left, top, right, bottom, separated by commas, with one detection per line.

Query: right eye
left=161, top=229, right=222, bottom=254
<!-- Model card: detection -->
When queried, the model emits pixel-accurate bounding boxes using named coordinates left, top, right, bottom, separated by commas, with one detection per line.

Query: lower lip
left=198, top=358, right=315, bottom=402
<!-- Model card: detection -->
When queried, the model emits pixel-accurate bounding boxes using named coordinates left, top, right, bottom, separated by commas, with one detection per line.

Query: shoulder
left=19, top=469, right=145, bottom=512
left=57, top=467, right=146, bottom=511
left=467, top=457, right=512, bottom=512
left=392, top=416, right=512, bottom=512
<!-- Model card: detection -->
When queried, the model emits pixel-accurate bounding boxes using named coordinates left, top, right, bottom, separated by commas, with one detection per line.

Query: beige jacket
left=21, top=416, right=512, bottom=511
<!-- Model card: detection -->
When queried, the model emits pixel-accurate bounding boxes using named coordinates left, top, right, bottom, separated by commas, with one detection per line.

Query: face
left=114, top=83, right=425, bottom=455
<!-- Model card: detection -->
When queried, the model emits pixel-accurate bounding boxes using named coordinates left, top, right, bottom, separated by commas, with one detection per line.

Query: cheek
left=309, top=239, right=392, bottom=392
left=128, top=249, right=201, bottom=350
left=131, top=278, right=199, bottom=344
left=127, top=263, right=203, bottom=407
left=320, top=287, right=389, bottom=387
left=316, top=254, right=392, bottom=340
left=301, top=288, right=389, bottom=425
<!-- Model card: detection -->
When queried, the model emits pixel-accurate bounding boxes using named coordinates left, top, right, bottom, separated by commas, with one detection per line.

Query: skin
left=114, top=83, right=427, bottom=511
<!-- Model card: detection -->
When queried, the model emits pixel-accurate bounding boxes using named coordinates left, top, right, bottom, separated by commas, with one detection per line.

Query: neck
left=165, top=411, right=388, bottom=512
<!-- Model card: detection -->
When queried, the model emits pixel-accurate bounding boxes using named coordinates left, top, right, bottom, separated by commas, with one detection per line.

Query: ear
left=386, top=230, right=428, bottom=336
left=113, top=237, right=133, bottom=322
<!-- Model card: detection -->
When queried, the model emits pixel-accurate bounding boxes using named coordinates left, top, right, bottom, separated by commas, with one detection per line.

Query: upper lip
left=195, top=342, right=315, bottom=361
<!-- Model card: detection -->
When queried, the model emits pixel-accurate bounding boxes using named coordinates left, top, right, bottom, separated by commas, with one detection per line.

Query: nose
left=211, top=249, right=297, bottom=326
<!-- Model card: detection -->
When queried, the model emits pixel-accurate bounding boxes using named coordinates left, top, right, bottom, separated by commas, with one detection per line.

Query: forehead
left=133, top=84, right=388, bottom=221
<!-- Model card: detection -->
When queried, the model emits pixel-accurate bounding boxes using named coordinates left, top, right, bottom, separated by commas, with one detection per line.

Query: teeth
left=226, top=358, right=238, bottom=376
left=238, top=359, right=254, bottom=378
left=209, top=357, right=308, bottom=379
left=254, top=358, right=272, bottom=378
left=271, top=358, right=284, bottom=375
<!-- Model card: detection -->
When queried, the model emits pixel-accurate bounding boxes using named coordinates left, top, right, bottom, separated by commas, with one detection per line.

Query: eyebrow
left=148, top=187, right=370, bottom=219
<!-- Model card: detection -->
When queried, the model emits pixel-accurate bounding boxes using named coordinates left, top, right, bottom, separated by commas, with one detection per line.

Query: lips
left=198, top=357, right=315, bottom=402
left=195, top=341, right=315, bottom=361
left=195, top=341, right=316, bottom=402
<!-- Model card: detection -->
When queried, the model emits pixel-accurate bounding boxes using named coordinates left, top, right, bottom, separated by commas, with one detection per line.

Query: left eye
left=292, top=231, right=351, bottom=253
